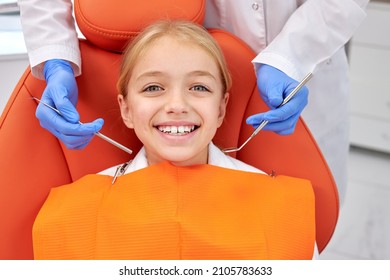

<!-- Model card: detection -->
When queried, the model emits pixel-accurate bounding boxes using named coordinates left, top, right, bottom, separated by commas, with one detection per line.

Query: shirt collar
left=100, top=142, right=263, bottom=176
left=123, top=142, right=263, bottom=174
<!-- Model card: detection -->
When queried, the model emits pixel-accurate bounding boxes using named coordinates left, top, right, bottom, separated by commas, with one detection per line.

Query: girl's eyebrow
left=136, top=71, right=164, bottom=81
left=135, top=70, right=217, bottom=81
left=189, top=70, right=217, bottom=80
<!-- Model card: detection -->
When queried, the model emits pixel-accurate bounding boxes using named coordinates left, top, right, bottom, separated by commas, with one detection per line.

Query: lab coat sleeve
left=252, top=0, right=369, bottom=80
left=18, top=0, right=81, bottom=79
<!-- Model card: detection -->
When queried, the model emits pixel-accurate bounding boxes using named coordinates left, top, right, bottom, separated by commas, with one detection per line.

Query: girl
left=32, top=20, right=317, bottom=260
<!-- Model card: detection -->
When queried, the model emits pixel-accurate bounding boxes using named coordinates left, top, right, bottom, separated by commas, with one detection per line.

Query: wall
left=0, top=5, right=29, bottom=114
left=349, top=1, right=390, bottom=153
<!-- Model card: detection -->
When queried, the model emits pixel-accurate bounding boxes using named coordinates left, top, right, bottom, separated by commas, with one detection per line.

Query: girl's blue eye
left=144, top=85, right=162, bottom=92
left=191, top=85, right=209, bottom=92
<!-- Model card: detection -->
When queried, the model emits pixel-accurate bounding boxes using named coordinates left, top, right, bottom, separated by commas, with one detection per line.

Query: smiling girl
left=32, top=20, right=317, bottom=260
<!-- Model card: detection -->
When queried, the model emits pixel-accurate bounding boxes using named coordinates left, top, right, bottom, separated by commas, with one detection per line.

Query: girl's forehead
left=147, top=35, right=207, bottom=54
left=135, top=37, right=216, bottom=67
left=127, top=34, right=224, bottom=87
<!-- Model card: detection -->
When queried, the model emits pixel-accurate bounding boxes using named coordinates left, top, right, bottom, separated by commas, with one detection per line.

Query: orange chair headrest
left=74, top=0, right=206, bottom=53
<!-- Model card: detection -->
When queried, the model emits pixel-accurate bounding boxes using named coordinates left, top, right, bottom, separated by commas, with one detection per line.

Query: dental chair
left=0, top=0, right=338, bottom=259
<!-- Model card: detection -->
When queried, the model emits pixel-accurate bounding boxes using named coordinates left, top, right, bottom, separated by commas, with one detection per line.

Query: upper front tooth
left=159, top=125, right=195, bottom=133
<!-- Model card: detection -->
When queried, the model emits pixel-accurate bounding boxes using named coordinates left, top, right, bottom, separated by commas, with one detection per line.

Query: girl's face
left=118, top=36, right=229, bottom=166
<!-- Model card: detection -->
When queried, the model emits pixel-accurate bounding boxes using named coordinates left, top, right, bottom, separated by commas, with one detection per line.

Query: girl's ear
left=117, top=95, right=134, bottom=129
left=217, top=92, right=229, bottom=127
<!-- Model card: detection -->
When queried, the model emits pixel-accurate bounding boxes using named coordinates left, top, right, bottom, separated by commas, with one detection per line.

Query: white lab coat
left=18, top=0, right=369, bottom=203
left=99, top=142, right=320, bottom=259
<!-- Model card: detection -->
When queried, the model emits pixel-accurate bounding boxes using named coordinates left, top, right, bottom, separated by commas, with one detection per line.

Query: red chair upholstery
left=0, top=0, right=338, bottom=259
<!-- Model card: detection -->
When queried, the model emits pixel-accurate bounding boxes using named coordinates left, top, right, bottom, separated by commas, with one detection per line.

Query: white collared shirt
left=99, top=142, right=265, bottom=176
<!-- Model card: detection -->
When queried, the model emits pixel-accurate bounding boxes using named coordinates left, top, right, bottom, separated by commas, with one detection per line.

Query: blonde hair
left=117, top=20, right=232, bottom=97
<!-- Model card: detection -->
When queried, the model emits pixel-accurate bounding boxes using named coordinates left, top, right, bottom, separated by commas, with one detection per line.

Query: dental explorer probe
left=222, top=72, right=313, bottom=153
left=32, top=97, right=133, bottom=155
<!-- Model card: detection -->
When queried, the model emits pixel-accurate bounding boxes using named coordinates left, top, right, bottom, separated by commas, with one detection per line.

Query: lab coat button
left=252, top=2, right=259, bottom=11
left=326, top=58, right=332, bottom=65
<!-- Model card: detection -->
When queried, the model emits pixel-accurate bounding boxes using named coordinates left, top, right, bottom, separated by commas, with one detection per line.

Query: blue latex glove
left=36, top=59, right=104, bottom=149
left=246, top=64, right=309, bottom=135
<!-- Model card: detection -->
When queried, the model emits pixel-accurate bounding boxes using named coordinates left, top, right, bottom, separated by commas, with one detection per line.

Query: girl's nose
left=165, top=90, right=189, bottom=114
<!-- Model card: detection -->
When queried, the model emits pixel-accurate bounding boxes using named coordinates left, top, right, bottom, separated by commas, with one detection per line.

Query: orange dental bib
left=33, top=162, right=315, bottom=259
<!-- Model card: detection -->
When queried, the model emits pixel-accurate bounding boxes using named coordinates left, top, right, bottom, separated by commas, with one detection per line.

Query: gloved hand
left=36, top=59, right=104, bottom=149
left=246, top=64, right=309, bottom=135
